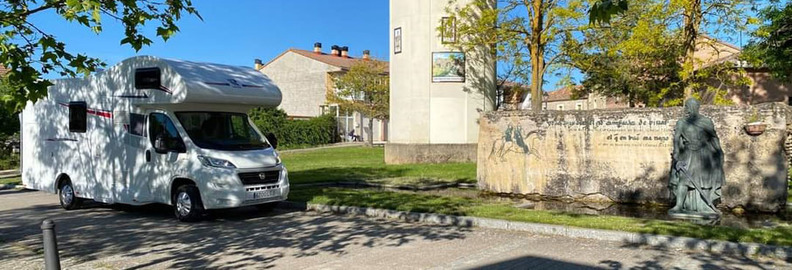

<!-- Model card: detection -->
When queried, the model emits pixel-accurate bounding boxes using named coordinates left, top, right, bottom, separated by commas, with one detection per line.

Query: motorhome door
left=146, top=112, right=185, bottom=204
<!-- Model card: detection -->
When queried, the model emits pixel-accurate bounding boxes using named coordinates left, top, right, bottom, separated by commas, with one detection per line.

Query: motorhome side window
left=149, top=113, right=185, bottom=153
left=129, top=113, right=146, bottom=137
left=68, top=102, right=87, bottom=133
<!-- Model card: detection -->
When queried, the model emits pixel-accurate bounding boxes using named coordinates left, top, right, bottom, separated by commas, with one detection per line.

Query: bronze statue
left=669, top=98, right=724, bottom=217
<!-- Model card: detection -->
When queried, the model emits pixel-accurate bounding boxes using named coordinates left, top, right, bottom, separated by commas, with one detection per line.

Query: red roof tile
left=546, top=85, right=585, bottom=102
left=262, top=49, right=388, bottom=72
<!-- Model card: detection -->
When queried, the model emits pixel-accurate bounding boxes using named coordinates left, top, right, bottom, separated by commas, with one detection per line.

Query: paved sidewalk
left=1, top=190, right=789, bottom=269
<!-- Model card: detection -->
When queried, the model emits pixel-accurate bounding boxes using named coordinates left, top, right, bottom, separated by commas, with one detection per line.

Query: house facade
left=257, top=44, right=389, bottom=142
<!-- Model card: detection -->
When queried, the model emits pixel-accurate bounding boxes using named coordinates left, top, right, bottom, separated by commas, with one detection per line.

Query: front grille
left=238, top=170, right=280, bottom=186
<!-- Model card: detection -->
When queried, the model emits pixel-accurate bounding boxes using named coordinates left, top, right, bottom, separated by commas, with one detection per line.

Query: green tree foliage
left=588, top=0, right=628, bottom=24
left=0, top=0, right=201, bottom=110
left=566, top=0, right=683, bottom=106
left=676, top=0, right=757, bottom=97
left=249, top=108, right=339, bottom=149
left=743, top=2, right=792, bottom=83
left=0, top=78, right=19, bottom=169
left=567, top=0, right=753, bottom=106
left=443, top=0, right=587, bottom=111
left=0, top=77, right=18, bottom=135
left=329, top=60, right=389, bottom=146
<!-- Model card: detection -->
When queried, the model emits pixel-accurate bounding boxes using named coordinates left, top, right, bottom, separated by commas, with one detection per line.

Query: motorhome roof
left=52, top=56, right=283, bottom=108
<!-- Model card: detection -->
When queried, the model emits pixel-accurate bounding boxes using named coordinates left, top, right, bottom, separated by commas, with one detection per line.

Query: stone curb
left=280, top=201, right=792, bottom=261
left=0, top=184, right=23, bottom=191
left=292, top=181, right=478, bottom=191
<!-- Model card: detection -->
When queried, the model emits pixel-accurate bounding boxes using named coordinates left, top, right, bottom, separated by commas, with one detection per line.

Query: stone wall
left=478, top=103, right=790, bottom=212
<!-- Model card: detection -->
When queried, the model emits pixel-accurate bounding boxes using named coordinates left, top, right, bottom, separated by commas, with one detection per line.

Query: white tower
left=386, top=0, right=496, bottom=164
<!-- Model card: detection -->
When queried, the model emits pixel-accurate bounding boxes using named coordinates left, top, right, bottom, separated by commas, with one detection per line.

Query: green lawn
left=282, top=146, right=792, bottom=246
left=0, top=176, right=20, bottom=186
left=281, top=146, right=476, bottom=185
left=289, top=187, right=792, bottom=246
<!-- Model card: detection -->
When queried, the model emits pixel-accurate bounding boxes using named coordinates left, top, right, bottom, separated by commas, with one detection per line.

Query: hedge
left=249, top=108, right=339, bottom=149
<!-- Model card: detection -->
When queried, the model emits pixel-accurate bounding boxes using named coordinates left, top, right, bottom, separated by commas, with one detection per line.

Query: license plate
left=248, top=189, right=280, bottom=200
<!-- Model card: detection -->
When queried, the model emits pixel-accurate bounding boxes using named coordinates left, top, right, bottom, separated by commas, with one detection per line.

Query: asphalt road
left=0, top=190, right=789, bottom=269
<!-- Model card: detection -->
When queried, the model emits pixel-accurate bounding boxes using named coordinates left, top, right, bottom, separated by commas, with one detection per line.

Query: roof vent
left=341, top=46, right=349, bottom=58
left=314, top=42, right=322, bottom=54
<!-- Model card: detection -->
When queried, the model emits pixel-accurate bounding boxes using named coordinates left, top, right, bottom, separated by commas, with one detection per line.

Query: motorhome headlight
left=273, top=152, right=282, bottom=165
left=197, top=155, right=237, bottom=169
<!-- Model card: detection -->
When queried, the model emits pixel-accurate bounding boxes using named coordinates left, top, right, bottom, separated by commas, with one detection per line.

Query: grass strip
left=289, top=187, right=792, bottom=246
left=0, top=176, right=20, bottom=186
left=281, top=146, right=476, bottom=185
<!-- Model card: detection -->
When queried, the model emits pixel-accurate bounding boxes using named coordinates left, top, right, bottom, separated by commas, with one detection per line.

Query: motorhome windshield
left=175, top=112, right=270, bottom=151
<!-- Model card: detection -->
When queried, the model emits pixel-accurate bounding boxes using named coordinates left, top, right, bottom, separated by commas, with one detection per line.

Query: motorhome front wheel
left=59, top=179, right=83, bottom=210
left=173, top=185, right=205, bottom=222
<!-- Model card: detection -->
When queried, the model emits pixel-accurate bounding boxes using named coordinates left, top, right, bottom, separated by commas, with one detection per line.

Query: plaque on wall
left=432, top=52, right=465, bottom=83
left=394, top=27, right=402, bottom=54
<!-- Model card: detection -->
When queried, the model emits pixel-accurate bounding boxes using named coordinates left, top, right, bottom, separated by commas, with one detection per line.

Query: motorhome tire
left=173, top=185, right=205, bottom=222
left=255, top=202, right=278, bottom=212
left=59, top=179, right=82, bottom=210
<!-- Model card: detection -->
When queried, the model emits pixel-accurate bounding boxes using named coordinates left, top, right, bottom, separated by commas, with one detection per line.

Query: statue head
left=684, top=98, right=700, bottom=119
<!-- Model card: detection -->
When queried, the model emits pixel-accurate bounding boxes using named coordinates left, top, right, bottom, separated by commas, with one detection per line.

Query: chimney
left=341, top=46, right=349, bottom=58
left=254, top=59, right=263, bottom=70
left=362, top=50, right=371, bottom=60
left=313, top=42, right=322, bottom=54
left=331, top=45, right=340, bottom=56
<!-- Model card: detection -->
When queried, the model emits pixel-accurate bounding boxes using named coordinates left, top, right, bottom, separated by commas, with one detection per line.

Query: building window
left=68, top=102, right=87, bottom=133
left=129, top=113, right=146, bottom=137
left=576, top=103, right=583, bottom=110
left=557, top=104, right=564, bottom=111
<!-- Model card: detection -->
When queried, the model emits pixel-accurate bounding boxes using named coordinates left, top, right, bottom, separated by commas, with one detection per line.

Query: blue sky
left=25, top=0, right=759, bottom=91
left=28, top=0, right=390, bottom=74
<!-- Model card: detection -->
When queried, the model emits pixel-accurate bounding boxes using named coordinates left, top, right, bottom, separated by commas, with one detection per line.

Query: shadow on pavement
left=0, top=189, right=36, bottom=196
left=0, top=200, right=470, bottom=269
left=477, top=256, right=602, bottom=269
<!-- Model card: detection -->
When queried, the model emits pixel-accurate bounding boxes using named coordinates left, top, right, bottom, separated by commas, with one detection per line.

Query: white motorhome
left=21, top=56, right=289, bottom=221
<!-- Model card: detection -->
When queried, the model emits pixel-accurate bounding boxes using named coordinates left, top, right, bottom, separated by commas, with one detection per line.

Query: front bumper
left=201, top=166, right=290, bottom=210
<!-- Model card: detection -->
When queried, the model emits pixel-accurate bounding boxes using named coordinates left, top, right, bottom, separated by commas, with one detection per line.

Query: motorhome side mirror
left=154, top=137, right=169, bottom=154
left=265, top=133, right=278, bottom=149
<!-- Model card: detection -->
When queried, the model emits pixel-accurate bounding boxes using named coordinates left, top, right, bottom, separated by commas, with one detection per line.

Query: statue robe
left=670, top=116, right=725, bottom=213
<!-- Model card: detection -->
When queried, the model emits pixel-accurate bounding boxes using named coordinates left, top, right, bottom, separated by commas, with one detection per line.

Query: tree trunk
left=682, top=0, right=702, bottom=99
left=529, top=0, right=545, bottom=112
left=366, top=117, right=374, bottom=147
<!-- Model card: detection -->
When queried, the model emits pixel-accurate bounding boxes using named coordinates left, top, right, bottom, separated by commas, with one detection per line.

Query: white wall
left=260, top=52, right=340, bottom=117
left=389, top=0, right=495, bottom=145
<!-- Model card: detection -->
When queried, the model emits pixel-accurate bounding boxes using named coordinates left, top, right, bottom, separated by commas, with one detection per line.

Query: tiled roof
left=263, top=49, right=388, bottom=72
left=546, top=85, right=585, bottom=102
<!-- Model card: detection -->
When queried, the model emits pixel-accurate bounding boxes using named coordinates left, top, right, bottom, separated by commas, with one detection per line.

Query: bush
left=250, top=108, right=339, bottom=149
left=0, top=152, right=18, bottom=170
